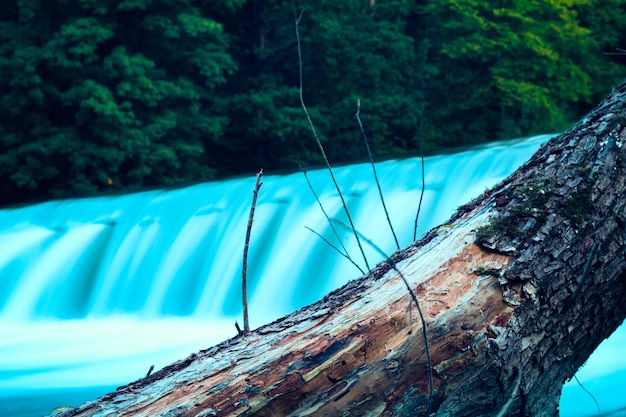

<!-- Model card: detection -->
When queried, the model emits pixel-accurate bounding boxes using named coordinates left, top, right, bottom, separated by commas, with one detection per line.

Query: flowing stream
left=0, top=134, right=624, bottom=417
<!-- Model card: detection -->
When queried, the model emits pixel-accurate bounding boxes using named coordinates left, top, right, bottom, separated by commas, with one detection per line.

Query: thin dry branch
left=295, top=8, right=370, bottom=272
left=603, top=47, right=626, bottom=55
left=574, top=375, right=602, bottom=414
left=242, top=169, right=263, bottom=335
left=355, top=99, right=400, bottom=250
left=304, top=226, right=365, bottom=275
left=413, top=83, right=427, bottom=241
left=301, top=166, right=365, bottom=275
left=300, top=166, right=351, bottom=257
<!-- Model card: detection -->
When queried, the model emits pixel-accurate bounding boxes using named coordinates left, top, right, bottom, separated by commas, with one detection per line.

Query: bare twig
left=242, top=169, right=263, bottom=335
left=295, top=8, right=370, bottom=272
left=304, top=226, right=365, bottom=274
left=145, top=365, right=154, bottom=378
left=234, top=321, right=244, bottom=337
left=355, top=99, right=400, bottom=250
left=300, top=166, right=363, bottom=274
left=604, top=47, right=626, bottom=55
left=574, top=375, right=602, bottom=413
left=332, top=219, right=433, bottom=413
left=300, top=166, right=350, bottom=255
left=413, top=82, right=426, bottom=241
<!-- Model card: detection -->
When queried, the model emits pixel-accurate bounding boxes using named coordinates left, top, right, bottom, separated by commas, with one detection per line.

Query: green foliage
left=1, top=0, right=625, bottom=206
left=216, top=0, right=422, bottom=174
left=0, top=0, right=236, bottom=204
left=423, top=0, right=596, bottom=141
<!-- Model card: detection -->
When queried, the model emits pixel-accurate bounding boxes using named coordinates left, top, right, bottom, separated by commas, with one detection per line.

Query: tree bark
left=57, top=84, right=626, bottom=417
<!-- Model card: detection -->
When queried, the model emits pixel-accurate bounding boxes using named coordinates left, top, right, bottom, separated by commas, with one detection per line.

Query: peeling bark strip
left=57, top=84, right=626, bottom=417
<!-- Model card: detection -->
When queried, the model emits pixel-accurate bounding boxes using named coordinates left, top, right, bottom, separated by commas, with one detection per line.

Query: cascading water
left=0, top=134, right=624, bottom=417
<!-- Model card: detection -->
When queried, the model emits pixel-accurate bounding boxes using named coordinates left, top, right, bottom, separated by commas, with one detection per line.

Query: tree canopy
left=1, top=0, right=625, bottom=206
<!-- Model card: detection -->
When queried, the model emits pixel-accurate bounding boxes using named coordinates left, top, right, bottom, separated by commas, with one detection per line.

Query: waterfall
left=0, top=134, right=623, bottom=417
left=0, top=135, right=549, bottom=322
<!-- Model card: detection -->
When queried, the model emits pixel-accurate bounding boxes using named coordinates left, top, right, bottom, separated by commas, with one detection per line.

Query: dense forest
left=1, top=0, right=625, bottom=206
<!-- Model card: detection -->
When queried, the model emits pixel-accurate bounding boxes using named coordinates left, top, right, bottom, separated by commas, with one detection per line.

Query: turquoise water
left=0, top=134, right=624, bottom=416
left=0, top=387, right=115, bottom=417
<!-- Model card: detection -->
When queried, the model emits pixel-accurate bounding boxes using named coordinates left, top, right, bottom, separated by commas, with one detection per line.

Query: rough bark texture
left=55, top=84, right=626, bottom=417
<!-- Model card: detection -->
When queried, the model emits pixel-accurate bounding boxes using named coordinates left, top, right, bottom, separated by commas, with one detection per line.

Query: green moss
left=562, top=186, right=593, bottom=226
left=475, top=216, right=519, bottom=244
left=475, top=223, right=497, bottom=243
left=473, top=267, right=501, bottom=277
left=475, top=177, right=551, bottom=247
left=476, top=171, right=597, bottom=251
left=508, top=177, right=550, bottom=215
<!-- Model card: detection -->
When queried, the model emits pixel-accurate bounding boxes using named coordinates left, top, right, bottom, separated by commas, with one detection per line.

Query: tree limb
left=56, top=83, right=626, bottom=417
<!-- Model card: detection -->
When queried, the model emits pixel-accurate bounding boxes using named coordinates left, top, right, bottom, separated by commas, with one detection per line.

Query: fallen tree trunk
left=57, top=83, right=626, bottom=417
